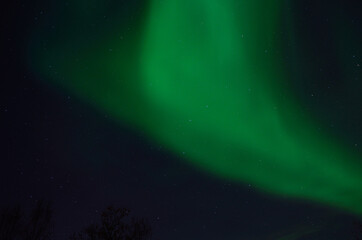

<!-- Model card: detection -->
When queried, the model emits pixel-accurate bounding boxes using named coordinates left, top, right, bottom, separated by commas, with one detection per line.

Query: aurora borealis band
left=30, top=0, right=362, bottom=216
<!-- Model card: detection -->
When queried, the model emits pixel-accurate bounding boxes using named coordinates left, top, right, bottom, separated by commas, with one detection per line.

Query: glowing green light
left=30, top=0, right=362, bottom=214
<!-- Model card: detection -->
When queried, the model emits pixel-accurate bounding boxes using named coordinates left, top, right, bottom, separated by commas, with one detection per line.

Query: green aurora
left=30, top=0, right=362, bottom=214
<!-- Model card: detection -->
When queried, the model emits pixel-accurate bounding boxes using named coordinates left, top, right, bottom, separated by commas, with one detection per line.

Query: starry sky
left=2, top=0, right=362, bottom=239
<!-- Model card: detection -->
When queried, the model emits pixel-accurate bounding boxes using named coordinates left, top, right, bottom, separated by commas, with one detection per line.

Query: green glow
left=30, top=0, right=362, bottom=214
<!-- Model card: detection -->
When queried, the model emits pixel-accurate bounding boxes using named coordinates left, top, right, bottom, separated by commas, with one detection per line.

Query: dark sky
left=2, top=0, right=362, bottom=239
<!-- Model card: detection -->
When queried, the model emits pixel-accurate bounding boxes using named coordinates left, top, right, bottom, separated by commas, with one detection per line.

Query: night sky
left=2, top=0, right=362, bottom=239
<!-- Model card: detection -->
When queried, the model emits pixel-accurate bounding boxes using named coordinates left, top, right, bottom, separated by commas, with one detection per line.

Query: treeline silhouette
left=0, top=200, right=52, bottom=240
left=70, top=206, right=151, bottom=240
left=0, top=201, right=151, bottom=240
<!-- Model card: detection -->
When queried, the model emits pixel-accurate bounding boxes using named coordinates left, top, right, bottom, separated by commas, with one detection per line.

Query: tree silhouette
left=24, top=200, right=52, bottom=240
left=70, top=206, right=152, bottom=240
left=0, top=200, right=53, bottom=240
left=0, top=205, right=23, bottom=240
